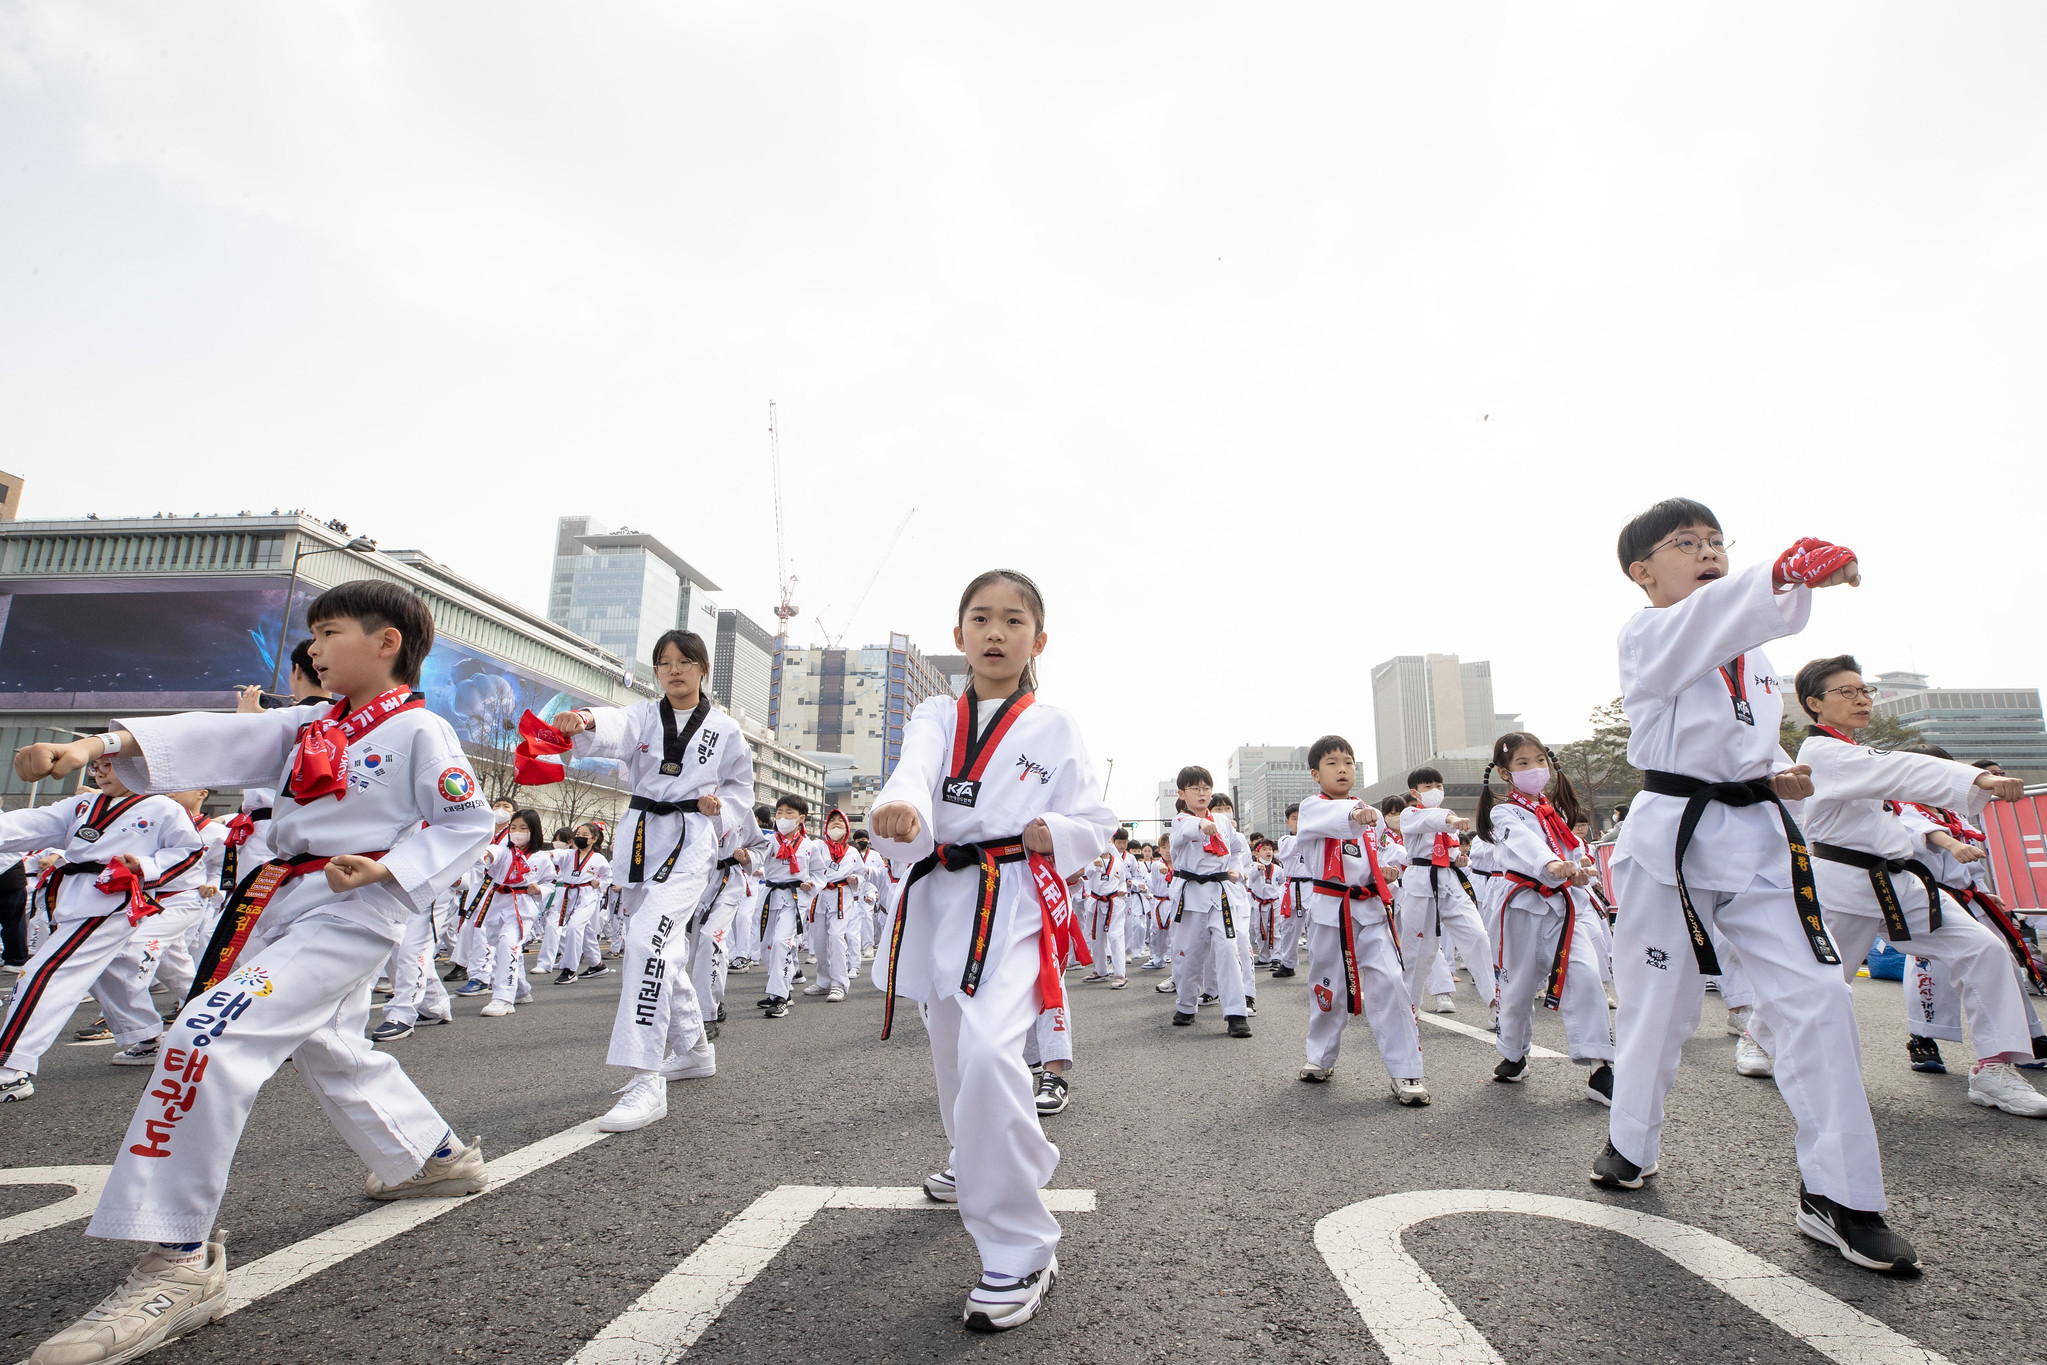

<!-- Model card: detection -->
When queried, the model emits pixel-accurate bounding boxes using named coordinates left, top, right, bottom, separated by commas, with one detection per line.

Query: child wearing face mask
left=1479, top=734, right=1614, bottom=1105
left=469, top=808, right=554, bottom=1017
left=1246, top=837, right=1286, bottom=968
left=549, top=823, right=614, bottom=986
left=758, top=797, right=823, bottom=1017
left=805, top=808, right=863, bottom=1003
left=1398, top=768, right=1496, bottom=1016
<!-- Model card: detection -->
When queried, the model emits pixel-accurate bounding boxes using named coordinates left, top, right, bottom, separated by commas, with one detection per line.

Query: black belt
left=882, top=837, right=1028, bottom=1039
left=1938, top=882, right=2046, bottom=990
left=1172, top=870, right=1235, bottom=937
left=1640, top=770, right=1837, bottom=973
left=760, top=879, right=803, bottom=936
left=1813, top=842, right=1940, bottom=944
left=625, top=795, right=695, bottom=884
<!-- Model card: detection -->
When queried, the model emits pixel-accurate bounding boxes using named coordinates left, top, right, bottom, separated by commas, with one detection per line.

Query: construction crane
left=768, top=401, right=799, bottom=637
left=816, top=507, right=915, bottom=648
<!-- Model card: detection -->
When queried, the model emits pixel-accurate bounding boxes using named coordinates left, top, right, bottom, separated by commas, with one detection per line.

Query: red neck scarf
left=823, top=814, right=850, bottom=863
left=1893, top=801, right=1984, bottom=844
left=1191, top=810, right=1228, bottom=857
left=1811, top=723, right=1857, bottom=744
left=1507, top=790, right=1581, bottom=859
left=774, top=830, right=804, bottom=875
left=503, top=842, right=531, bottom=885
left=289, top=685, right=425, bottom=803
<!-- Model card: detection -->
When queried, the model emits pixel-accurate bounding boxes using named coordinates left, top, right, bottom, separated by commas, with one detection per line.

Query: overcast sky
left=5, top=3, right=2043, bottom=819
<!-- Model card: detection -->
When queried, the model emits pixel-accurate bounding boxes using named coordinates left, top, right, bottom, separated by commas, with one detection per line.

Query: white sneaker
left=1968, top=1061, right=2047, bottom=1117
left=825, top=986, right=846, bottom=1003
left=1726, top=1005, right=1752, bottom=1037
left=30, top=1234, right=228, bottom=1365
left=479, top=1000, right=514, bottom=1017
left=1298, top=1063, right=1334, bottom=1083
left=1432, top=994, right=1456, bottom=1014
left=802, top=983, right=830, bottom=996
left=366, top=1135, right=487, bottom=1200
left=1390, top=1076, right=1431, bottom=1106
left=529, top=965, right=552, bottom=975
left=923, top=1166, right=958, bottom=1202
left=963, top=1256, right=1057, bottom=1331
left=110, top=1039, right=161, bottom=1067
left=658, top=1038, right=716, bottom=1081
left=0, top=1072, right=34, bottom=1102
left=597, top=1073, right=668, bottom=1131
left=1735, top=1031, right=1774, bottom=1077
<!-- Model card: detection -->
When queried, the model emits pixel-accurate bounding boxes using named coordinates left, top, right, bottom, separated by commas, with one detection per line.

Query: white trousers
left=384, top=907, right=451, bottom=1025
left=1302, top=905, right=1423, bottom=1078
left=1174, top=906, right=1247, bottom=1017
left=3, top=913, right=150, bottom=1069
left=1610, top=861, right=1884, bottom=1212
left=760, top=886, right=804, bottom=999
left=1022, top=999, right=1075, bottom=1068
left=923, top=932, right=1062, bottom=1277
left=608, top=867, right=713, bottom=1073
left=1400, top=877, right=1497, bottom=1006
left=1906, top=948, right=2043, bottom=1043
left=119, top=895, right=209, bottom=1005
left=483, top=894, right=537, bottom=1006
left=1085, top=896, right=1124, bottom=978
left=807, top=887, right=855, bottom=991
left=688, top=870, right=748, bottom=1016
left=1494, top=896, right=1611, bottom=1065
left=88, top=911, right=449, bottom=1243
left=1822, top=891, right=2032, bottom=1061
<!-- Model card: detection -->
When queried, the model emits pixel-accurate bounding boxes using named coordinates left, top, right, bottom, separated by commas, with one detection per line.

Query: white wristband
left=99, top=731, right=123, bottom=758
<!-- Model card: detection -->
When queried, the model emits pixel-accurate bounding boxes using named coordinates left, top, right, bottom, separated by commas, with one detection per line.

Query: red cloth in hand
left=514, top=710, right=573, bottom=786
left=1773, top=537, right=1856, bottom=592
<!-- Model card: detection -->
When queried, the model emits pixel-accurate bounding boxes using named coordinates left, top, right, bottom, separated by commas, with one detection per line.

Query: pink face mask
left=1510, top=767, right=1550, bottom=796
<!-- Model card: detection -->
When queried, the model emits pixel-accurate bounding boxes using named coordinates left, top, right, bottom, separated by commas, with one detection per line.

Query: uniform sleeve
left=1296, top=799, right=1355, bottom=840
left=379, top=732, right=496, bottom=914
left=571, top=704, right=641, bottom=763
left=868, top=697, right=948, bottom=867
left=113, top=707, right=303, bottom=793
left=1031, top=711, right=1116, bottom=878
left=1799, top=736, right=1991, bottom=815
left=716, top=726, right=756, bottom=841
left=1401, top=808, right=1453, bottom=839
left=0, top=800, right=79, bottom=857
left=1491, top=810, right=1569, bottom=886
left=139, top=806, right=205, bottom=887
left=1617, top=562, right=1811, bottom=702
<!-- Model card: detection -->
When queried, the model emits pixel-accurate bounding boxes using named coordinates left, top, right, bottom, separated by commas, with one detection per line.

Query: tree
left=1554, top=697, right=1641, bottom=830
left=462, top=693, right=524, bottom=807
left=545, top=758, right=625, bottom=840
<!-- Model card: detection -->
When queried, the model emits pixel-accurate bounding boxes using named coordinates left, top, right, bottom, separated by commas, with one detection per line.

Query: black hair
left=1407, top=765, right=1443, bottom=789
left=1253, top=835, right=1276, bottom=851
left=1307, top=735, right=1354, bottom=769
left=957, top=569, right=1046, bottom=693
left=1476, top=731, right=1585, bottom=842
left=652, top=630, right=712, bottom=677
left=1284, top=802, right=1300, bottom=819
left=306, top=579, right=435, bottom=687
left=553, top=826, right=573, bottom=845
left=1175, top=797, right=1188, bottom=813
left=1971, top=759, right=2002, bottom=771
left=754, top=804, right=773, bottom=825
left=1616, top=498, right=1722, bottom=578
left=507, top=807, right=546, bottom=850
left=1176, top=765, right=1214, bottom=790
left=775, top=793, right=810, bottom=818
left=491, top=795, right=517, bottom=809
left=1378, top=795, right=1409, bottom=818
left=1795, top=654, right=1862, bottom=721
left=288, top=638, right=318, bottom=686
left=1901, top=742, right=1956, bottom=762
left=1208, top=792, right=1233, bottom=812
left=1112, top=828, right=1129, bottom=842
left=572, top=820, right=607, bottom=853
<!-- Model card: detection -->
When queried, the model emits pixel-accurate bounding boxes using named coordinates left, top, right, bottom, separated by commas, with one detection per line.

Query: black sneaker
left=415, top=1011, right=451, bottom=1027
left=579, top=964, right=611, bottom=979
left=1589, top=1139, right=1656, bottom=1189
left=554, top=968, right=578, bottom=985
left=1198, top=992, right=1220, bottom=1006
left=1226, top=1015, right=1252, bottom=1039
left=764, top=997, right=790, bottom=1019
left=2026, top=1035, right=2047, bottom=1070
left=1493, top=1055, right=1529, bottom=1084
left=74, top=1017, right=112, bottom=1042
left=792, top=970, right=807, bottom=984
left=757, top=996, right=777, bottom=1010
left=703, top=1020, right=720, bottom=1042
left=1796, top=1184, right=1919, bottom=1274
left=1272, top=965, right=1296, bottom=978
left=1171, top=1011, right=1195, bottom=1027
left=442, top=965, right=467, bottom=983
left=1244, top=997, right=1257, bottom=1016
left=1906, top=1035, right=1946, bottom=1073
left=1585, top=1062, right=1614, bottom=1106
left=1033, top=1070, right=1070, bottom=1116
left=714, top=1004, right=728, bottom=1024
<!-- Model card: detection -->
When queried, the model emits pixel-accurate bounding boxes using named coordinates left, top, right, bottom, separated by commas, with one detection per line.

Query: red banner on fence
left=1982, top=793, right=2047, bottom=911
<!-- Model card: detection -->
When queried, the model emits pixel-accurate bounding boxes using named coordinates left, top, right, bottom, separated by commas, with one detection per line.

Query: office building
left=1872, top=673, right=2047, bottom=777
left=547, top=515, right=720, bottom=678
left=0, top=469, right=21, bottom=522
left=1373, top=652, right=1510, bottom=781
left=713, top=608, right=776, bottom=727
left=1228, top=744, right=1316, bottom=837
left=1155, top=780, right=1181, bottom=835
left=771, top=631, right=955, bottom=782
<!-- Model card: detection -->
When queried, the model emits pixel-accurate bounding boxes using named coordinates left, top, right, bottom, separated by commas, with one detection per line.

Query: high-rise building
left=1872, top=675, right=2047, bottom=776
left=1155, top=780, right=1181, bottom=835
left=1372, top=653, right=1498, bottom=781
left=0, top=469, right=21, bottom=522
left=770, top=631, right=955, bottom=783
left=1228, top=744, right=1315, bottom=837
left=546, top=515, right=720, bottom=678
left=712, top=608, right=775, bottom=727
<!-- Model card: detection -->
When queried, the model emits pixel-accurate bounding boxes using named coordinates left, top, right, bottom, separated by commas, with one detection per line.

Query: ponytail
left=1545, top=746, right=1587, bottom=831
left=1476, top=761, right=1502, bottom=843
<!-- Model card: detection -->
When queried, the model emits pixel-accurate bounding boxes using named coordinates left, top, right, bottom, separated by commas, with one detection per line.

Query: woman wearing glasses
left=1791, top=656, right=2047, bottom=1121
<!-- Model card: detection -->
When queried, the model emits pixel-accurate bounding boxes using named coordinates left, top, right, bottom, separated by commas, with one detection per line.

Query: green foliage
left=1554, top=697, right=1641, bottom=828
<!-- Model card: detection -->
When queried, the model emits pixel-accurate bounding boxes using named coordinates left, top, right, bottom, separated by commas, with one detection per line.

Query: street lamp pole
left=266, top=531, right=379, bottom=693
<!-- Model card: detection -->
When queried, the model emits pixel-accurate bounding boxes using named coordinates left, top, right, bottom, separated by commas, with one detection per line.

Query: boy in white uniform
left=1168, top=767, right=1251, bottom=1037
left=1397, top=768, right=1496, bottom=1014
left=16, top=579, right=495, bottom=1365
left=1272, top=806, right=1305, bottom=976
left=1595, top=500, right=1920, bottom=1274
left=1081, top=829, right=1130, bottom=986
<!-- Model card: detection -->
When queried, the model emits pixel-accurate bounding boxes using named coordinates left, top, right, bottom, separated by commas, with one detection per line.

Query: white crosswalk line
left=569, top=1185, right=1097, bottom=1365
left=0, top=1165, right=111, bottom=1245
left=1418, top=1011, right=1564, bottom=1057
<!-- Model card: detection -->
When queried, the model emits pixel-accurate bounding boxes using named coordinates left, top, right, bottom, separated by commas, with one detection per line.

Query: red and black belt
left=1939, top=882, right=2046, bottom=991
left=188, top=850, right=385, bottom=999
left=1500, top=871, right=1583, bottom=1010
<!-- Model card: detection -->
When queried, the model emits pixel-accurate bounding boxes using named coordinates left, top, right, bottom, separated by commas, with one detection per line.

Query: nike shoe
left=554, top=968, right=579, bottom=986
left=1795, top=1184, right=1919, bottom=1273
left=659, top=1038, right=717, bottom=1081
left=578, top=964, right=611, bottom=980
left=597, top=1074, right=668, bottom=1132
left=1589, top=1140, right=1656, bottom=1189
left=1033, top=1070, right=1070, bottom=1115
left=923, top=1166, right=958, bottom=1202
left=1493, top=1056, right=1529, bottom=1084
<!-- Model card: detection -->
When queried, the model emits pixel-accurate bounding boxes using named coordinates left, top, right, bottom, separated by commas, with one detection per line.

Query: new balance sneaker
left=31, top=1234, right=228, bottom=1365
left=1589, top=1140, right=1656, bottom=1190
left=578, top=964, right=611, bottom=980
left=597, top=1073, right=668, bottom=1132
left=1967, top=1061, right=2047, bottom=1117
left=554, top=968, right=579, bottom=985
left=365, top=1135, right=487, bottom=1200
left=1735, top=1031, right=1775, bottom=1078
left=1906, top=1035, right=1946, bottom=1073
left=1226, top=1015, right=1253, bottom=1039
left=1796, top=1184, right=1919, bottom=1273
left=1432, top=994, right=1457, bottom=1014
left=923, top=1166, right=958, bottom=1202
left=1033, top=1070, right=1070, bottom=1115
left=963, top=1257, right=1058, bottom=1332
left=110, top=1039, right=161, bottom=1067
left=1298, top=1064, right=1334, bottom=1083
left=1171, top=1011, right=1195, bottom=1027
left=1390, top=1076, right=1431, bottom=1106
left=479, top=1000, right=514, bottom=1017
left=1493, top=1055, right=1529, bottom=1084
left=369, top=1019, right=415, bottom=1043
left=659, top=1038, right=716, bottom=1081
left=453, top=979, right=488, bottom=997
left=74, top=1018, right=113, bottom=1042
left=802, top=983, right=830, bottom=996
left=0, top=1071, right=33, bottom=1102
left=1584, top=1062, right=1614, bottom=1106
left=764, top=996, right=790, bottom=1019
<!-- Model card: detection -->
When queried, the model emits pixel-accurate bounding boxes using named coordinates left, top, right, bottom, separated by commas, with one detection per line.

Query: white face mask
left=1510, top=767, right=1550, bottom=796
left=1417, top=788, right=1445, bottom=808
left=509, top=831, right=530, bottom=848
left=775, top=817, right=800, bottom=835
left=493, top=808, right=512, bottom=827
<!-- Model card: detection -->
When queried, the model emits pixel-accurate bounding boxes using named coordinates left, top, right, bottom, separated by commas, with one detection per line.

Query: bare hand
left=113, top=854, right=144, bottom=875
left=696, top=794, right=722, bottom=818
left=235, top=684, right=265, bottom=714
left=1546, top=859, right=1574, bottom=881
left=551, top=709, right=590, bottom=736
left=324, top=854, right=393, bottom=893
left=1770, top=765, right=1815, bottom=801
left=733, top=848, right=751, bottom=867
left=1448, top=815, right=1471, bottom=832
left=14, top=738, right=102, bottom=783
left=1976, top=772, right=2025, bottom=802
left=1199, top=819, right=1218, bottom=837
left=869, top=802, right=921, bottom=843
left=1816, top=559, right=1861, bottom=589
left=1023, top=818, right=1054, bottom=854
left=1953, top=845, right=1987, bottom=865
left=1226, top=870, right=1242, bottom=882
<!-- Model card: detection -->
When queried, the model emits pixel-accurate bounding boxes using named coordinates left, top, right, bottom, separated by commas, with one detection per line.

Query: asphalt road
left=1, top=949, right=2039, bottom=1365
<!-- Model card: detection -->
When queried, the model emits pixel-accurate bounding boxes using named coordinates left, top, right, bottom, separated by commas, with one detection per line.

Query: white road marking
left=0, top=1165, right=111, bottom=1245
left=1314, top=1188, right=1953, bottom=1365
left=1416, top=1012, right=1564, bottom=1058
left=65, top=1039, right=119, bottom=1048
left=224, top=1119, right=612, bottom=1314
left=569, top=1185, right=1096, bottom=1365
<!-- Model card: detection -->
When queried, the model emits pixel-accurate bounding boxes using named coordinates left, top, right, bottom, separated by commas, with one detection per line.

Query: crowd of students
left=0, top=506, right=2043, bottom=1364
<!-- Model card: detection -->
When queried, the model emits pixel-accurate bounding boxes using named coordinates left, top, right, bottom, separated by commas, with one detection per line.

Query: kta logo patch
left=438, top=768, right=476, bottom=803
left=1313, top=982, right=1335, bottom=1012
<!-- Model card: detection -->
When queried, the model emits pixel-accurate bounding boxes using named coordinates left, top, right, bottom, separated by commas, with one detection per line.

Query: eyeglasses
left=1822, top=685, right=1876, bottom=702
left=1648, top=533, right=1731, bottom=558
left=653, top=661, right=699, bottom=675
